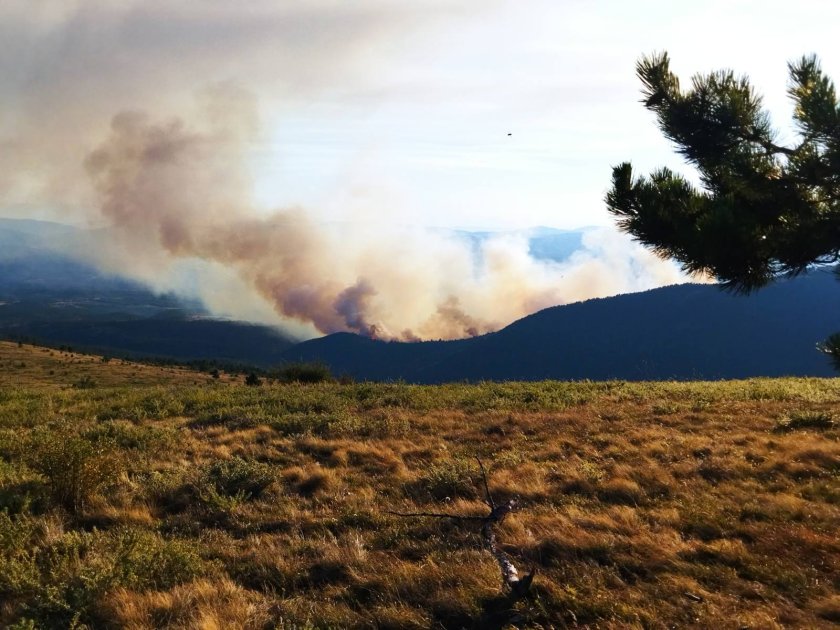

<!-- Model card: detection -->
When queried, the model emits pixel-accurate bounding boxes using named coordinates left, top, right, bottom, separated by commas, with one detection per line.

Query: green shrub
left=192, top=457, right=276, bottom=520
left=106, top=528, right=207, bottom=591
left=83, top=421, right=176, bottom=457
left=273, top=362, right=333, bottom=384
left=0, top=460, right=49, bottom=514
left=0, top=428, right=21, bottom=460
left=142, top=469, right=192, bottom=514
left=0, top=517, right=207, bottom=628
left=26, top=426, right=125, bottom=514
left=73, top=375, right=96, bottom=389
left=269, top=413, right=335, bottom=436
left=95, top=389, right=187, bottom=422
left=775, top=410, right=835, bottom=432
left=0, top=512, right=41, bottom=595
left=201, top=456, right=275, bottom=500
left=407, top=459, right=478, bottom=501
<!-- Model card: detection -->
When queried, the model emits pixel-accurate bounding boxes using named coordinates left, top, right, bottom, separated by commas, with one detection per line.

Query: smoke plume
left=82, top=92, right=689, bottom=340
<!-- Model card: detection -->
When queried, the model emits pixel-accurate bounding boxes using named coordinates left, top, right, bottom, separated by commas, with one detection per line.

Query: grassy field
left=0, top=341, right=235, bottom=388
left=1, top=342, right=839, bottom=628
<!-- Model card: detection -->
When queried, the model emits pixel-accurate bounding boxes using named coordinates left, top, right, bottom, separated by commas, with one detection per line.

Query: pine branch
left=743, top=132, right=798, bottom=157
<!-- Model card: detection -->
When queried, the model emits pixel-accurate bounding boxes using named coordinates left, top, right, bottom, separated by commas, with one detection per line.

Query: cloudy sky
left=4, top=0, right=840, bottom=231
left=2, top=1, right=839, bottom=339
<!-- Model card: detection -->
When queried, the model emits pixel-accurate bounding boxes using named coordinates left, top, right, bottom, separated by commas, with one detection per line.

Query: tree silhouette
left=607, top=52, right=840, bottom=366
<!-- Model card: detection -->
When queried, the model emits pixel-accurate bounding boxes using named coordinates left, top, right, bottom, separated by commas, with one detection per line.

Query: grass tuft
left=775, top=410, right=836, bottom=432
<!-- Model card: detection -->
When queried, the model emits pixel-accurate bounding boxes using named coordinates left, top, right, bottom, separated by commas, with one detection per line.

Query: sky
left=2, top=1, right=839, bottom=340
left=4, top=0, right=840, bottom=230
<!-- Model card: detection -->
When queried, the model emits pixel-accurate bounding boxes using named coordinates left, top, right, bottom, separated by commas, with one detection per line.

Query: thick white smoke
left=81, top=92, right=690, bottom=340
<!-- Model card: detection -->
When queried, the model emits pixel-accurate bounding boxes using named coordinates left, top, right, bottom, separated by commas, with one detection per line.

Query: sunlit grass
left=1, top=341, right=839, bottom=627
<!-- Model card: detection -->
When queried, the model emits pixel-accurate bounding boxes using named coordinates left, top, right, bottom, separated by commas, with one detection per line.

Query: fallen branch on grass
left=386, top=458, right=536, bottom=596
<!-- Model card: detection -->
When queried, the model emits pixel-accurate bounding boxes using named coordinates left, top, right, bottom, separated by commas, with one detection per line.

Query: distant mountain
left=281, top=271, right=840, bottom=381
left=280, top=333, right=475, bottom=381
left=12, top=217, right=836, bottom=382
left=13, top=318, right=297, bottom=365
left=0, top=218, right=297, bottom=364
left=0, top=217, right=592, bottom=367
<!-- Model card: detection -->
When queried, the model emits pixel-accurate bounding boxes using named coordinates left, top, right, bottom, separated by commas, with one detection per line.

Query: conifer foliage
left=608, top=52, right=840, bottom=366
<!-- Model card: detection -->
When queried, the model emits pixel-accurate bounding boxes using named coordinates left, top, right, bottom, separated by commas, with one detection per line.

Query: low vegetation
left=270, top=362, right=334, bottom=384
left=0, top=341, right=230, bottom=388
left=1, top=342, right=839, bottom=628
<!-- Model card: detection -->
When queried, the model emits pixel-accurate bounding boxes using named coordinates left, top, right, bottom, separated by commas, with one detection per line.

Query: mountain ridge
left=4, top=217, right=838, bottom=380
left=281, top=271, right=840, bottom=382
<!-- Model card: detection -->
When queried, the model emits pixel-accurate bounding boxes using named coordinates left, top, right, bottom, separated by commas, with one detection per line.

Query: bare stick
left=476, top=457, right=496, bottom=509
left=481, top=499, right=536, bottom=596
left=385, top=509, right=487, bottom=521
left=386, top=462, right=535, bottom=598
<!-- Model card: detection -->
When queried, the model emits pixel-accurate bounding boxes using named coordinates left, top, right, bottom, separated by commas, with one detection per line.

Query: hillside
left=282, top=270, right=840, bottom=382
left=0, top=340, right=233, bottom=387
left=0, top=361, right=838, bottom=628
left=5, top=218, right=840, bottom=381
left=0, top=218, right=298, bottom=364
left=0, top=218, right=590, bottom=369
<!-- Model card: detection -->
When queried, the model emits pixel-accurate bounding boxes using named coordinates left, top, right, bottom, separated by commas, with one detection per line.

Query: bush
left=107, top=528, right=207, bottom=591
left=775, top=410, right=835, bottom=432
left=26, top=427, right=125, bottom=514
left=0, top=460, right=49, bottom=514
left=83, top=421, right=177, bottom=461
left=272, top=363, right=333, bottom=384
left=200, top=457, right=275, bottom=500
left=244, top=372, right=262, bottom=387
left=406, top=459, right=478, bottom=501
left=73, top=375, right=97, bottom=389
left=0, top=517, right=208, bottom=627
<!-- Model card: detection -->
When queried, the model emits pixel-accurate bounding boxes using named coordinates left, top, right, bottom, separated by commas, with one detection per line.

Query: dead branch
left=477, top=456, right=496, bottom=509
left=481, top=498, right=536, bottom=596
left=387, top=458, right=536, bottom=597
left=383, top=510, right=486, bottom=521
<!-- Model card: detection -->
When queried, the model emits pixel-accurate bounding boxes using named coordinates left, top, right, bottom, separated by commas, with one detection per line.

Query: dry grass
left=100, top=578, right=272, bottom=630
left=1, top=344, right=839, bottom=628
left=0, top=340, right=231, bottom=388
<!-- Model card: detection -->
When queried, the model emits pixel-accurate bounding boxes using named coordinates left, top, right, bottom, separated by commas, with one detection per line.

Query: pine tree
left=607, top=52, right=840, bottom=367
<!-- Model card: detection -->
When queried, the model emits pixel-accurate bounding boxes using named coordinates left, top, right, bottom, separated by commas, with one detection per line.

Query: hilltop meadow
left=0, top=341, right=839, bottom=629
